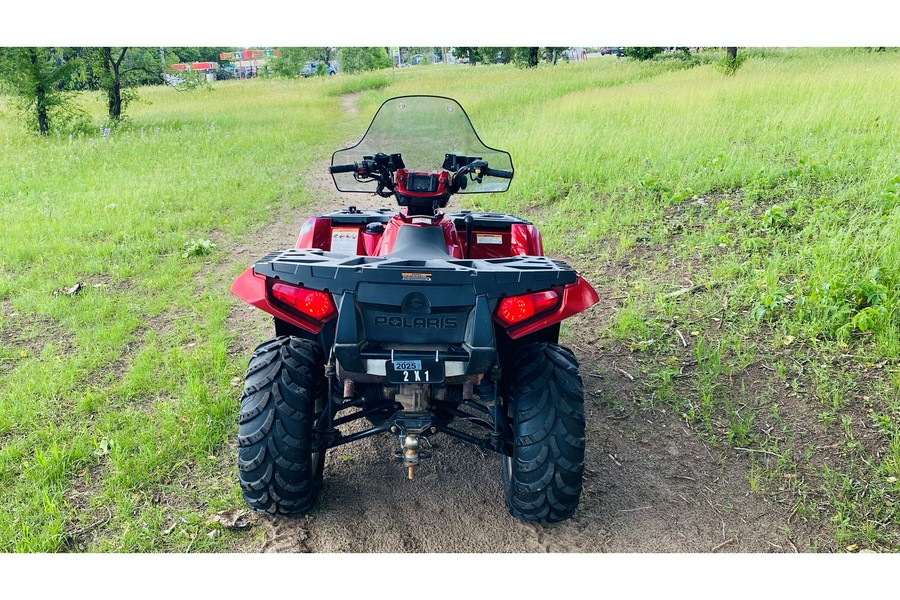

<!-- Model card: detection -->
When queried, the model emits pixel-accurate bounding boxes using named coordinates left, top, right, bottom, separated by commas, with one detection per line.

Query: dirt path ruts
left=222, top=93, right=825, bottom=553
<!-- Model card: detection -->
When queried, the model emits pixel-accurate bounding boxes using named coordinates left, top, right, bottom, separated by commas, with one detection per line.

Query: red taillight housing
left=270, top=282, right=336, bottom=322
left=496, top=290, right=560, bottom=326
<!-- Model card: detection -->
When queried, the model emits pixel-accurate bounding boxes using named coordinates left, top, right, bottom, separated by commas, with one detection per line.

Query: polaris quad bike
left=231, top=95, right=599, bottom=523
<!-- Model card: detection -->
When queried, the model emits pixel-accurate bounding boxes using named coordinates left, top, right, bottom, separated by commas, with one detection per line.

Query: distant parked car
left=300, top=61, right=337, bottom=77
left=600, top=47, right=625, bottom=57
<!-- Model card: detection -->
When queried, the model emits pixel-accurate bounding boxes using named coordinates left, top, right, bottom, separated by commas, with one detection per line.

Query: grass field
left=1, top=47, right=898, bottom=551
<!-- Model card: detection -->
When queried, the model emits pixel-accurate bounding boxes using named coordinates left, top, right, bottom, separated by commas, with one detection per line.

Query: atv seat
left=388, top=225, right=450, bottom=259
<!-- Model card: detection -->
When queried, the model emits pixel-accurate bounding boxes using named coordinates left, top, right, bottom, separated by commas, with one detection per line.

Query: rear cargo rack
left=253, top=248, right=577, bottom=297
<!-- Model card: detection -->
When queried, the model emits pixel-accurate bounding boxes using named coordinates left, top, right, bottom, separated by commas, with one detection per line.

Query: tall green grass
left=375, top=50, right=900, bottom=356
left=0, top=78, right=359, bottom=551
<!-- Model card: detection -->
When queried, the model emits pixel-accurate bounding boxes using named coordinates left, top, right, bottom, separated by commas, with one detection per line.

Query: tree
left=85, top=47, right=172, bottom=121
left=99, top=48, right=128, bottom=120
left=401, top=47, right=437, bottom=65
left=494, top=48, right=512, bottom=64
left=545, top=47, right=570, bottom=64
left=509, top=47, right=540, bottom=68
left=272, top=47, right=336, bottom=77
left=719, top=47, right=745, bottom=75
left=0, top=47, right=80, bottom=135
left=477, top=47, right=511, bottom=64
left=624, top=47, right=664, bottom=61
left=337, top=47, right=391, bottom=74
left=452, top=47, right=483, bottom=65
left=453, top=47, right=519, bottom=66
left=91, top=47, right=165, bottom=121
left=168, top=47, right=232, bottom=64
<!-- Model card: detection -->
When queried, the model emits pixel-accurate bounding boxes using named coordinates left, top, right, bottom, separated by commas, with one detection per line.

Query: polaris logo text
left=374, top=316, right=458, bottom=329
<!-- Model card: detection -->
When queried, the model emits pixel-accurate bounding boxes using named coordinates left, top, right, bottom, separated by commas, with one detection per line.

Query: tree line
left=1, top=46, right=744, bottom=135
left=0, top=47, right=231, bottom=134
left=0, top=46, right=579, bottom=134
left=449, top=47, right=571, bottom=66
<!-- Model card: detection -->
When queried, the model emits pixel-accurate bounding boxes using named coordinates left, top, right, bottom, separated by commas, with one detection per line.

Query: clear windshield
left=331, top=95, right=513, bottom=194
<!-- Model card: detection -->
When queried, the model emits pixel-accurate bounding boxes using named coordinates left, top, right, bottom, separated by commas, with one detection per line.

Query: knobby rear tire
left=237, top=336, right=327, bottom=516
left=502, top=343, right=586, bottom=523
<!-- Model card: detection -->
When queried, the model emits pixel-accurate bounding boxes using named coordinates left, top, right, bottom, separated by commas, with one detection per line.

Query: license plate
left=386, top=359, right=444, bottom=384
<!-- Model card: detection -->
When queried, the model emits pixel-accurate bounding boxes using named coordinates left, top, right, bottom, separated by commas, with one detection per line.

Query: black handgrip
left=485, top=167, right=513, bottom=179
left=329, top=163, right=357, bottom=174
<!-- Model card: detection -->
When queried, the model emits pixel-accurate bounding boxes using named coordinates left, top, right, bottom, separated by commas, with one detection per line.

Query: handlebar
left=331, top=155, right=513, bottom=187
left=484, top=167, right=513, bottom=179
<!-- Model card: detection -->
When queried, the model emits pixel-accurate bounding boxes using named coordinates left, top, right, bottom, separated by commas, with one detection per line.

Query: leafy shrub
left=751, top=287, right=788, bottom=321
left=794, top=269, right=893, bottom=337
left=717, top=51, right=747, bottom=75
left=850, top=306, right=887, bottom=332
left=761, top=205, right=794, bottom=230
left=624, top=47, right=664, bottom=61
left=741, top=236, right=767, bottom=252
left=639, top=177, right=671, bottom=201
left=871, top=413, right=899, bottom=437
left=337, top=47, right=391, bottom=74
left=182, top=238, right=216, bottom=258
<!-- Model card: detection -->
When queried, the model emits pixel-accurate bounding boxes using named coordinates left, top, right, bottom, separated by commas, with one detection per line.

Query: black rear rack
left=253, top=249, right=577, bottom=297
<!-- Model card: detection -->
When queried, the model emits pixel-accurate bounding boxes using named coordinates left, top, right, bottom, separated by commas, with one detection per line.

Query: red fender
left=503, top=275, right=600, bottom=339
left=230, top=267, right=324, bottom=334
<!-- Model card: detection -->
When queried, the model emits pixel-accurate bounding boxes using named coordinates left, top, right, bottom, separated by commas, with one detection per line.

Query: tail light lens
left=496, top=290, right=559, bottom=326
left=270, top=282, right=336, bottom=321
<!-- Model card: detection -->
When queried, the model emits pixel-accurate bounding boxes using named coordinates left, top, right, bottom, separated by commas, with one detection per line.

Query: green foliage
left=168, top=47, right=231, bottom=65
left=544, top=47, right=570, bottom=64
left=55, top=47, right=168, bottom=93
left=871, top=413, right=898, bottom=437
left=476, top=47, right=507, bottom=64
left=751, top=287, right=788, bottom=322
left=337, top=47, right=391, bottom=74
left=740, top=236, right=767, bottom=252
left=512, top=47, right=541, bottom=68
left=182, top=238, right=216, bottom=259
left=718, top=48, right=748, bottom=75
left=451, top=47, right=567, bottom=67
left=272, top=47, right=333, bottom=78
left=0, top=47, right=82, bottom=134
left=760, top=204, right=795, bottom=230
left=883, top=175, right=900, bottom=206
left=401, top=47, right=438, bottom=65
left=794, top=269, right=893, bottom=337
left=624, top=47, right=664, bottom=61
left=113, top=47, right=166, bottom=86
left=451, top=47, right=479, bottom=63
left=40, top=47, right=169, bottom=122
left=639, top=176, right=671, bottom=201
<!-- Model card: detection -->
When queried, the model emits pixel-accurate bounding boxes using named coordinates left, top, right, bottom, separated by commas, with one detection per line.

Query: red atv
left=231, top=95, right=599, bottom=523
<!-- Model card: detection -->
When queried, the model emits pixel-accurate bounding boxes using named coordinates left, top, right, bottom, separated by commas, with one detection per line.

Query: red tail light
left=270, top=282, right=336, bottom=321
left=496, top=290, right=559, bottom=326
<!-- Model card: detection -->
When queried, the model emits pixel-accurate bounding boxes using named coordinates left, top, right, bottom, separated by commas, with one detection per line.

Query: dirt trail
left=222, top=93, right=825, bottom=553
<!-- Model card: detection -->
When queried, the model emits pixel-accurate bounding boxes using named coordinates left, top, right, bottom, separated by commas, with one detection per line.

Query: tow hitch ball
left=403, top=434, right=418, bottom=480
left=391, top=423, right=435, bottom=480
